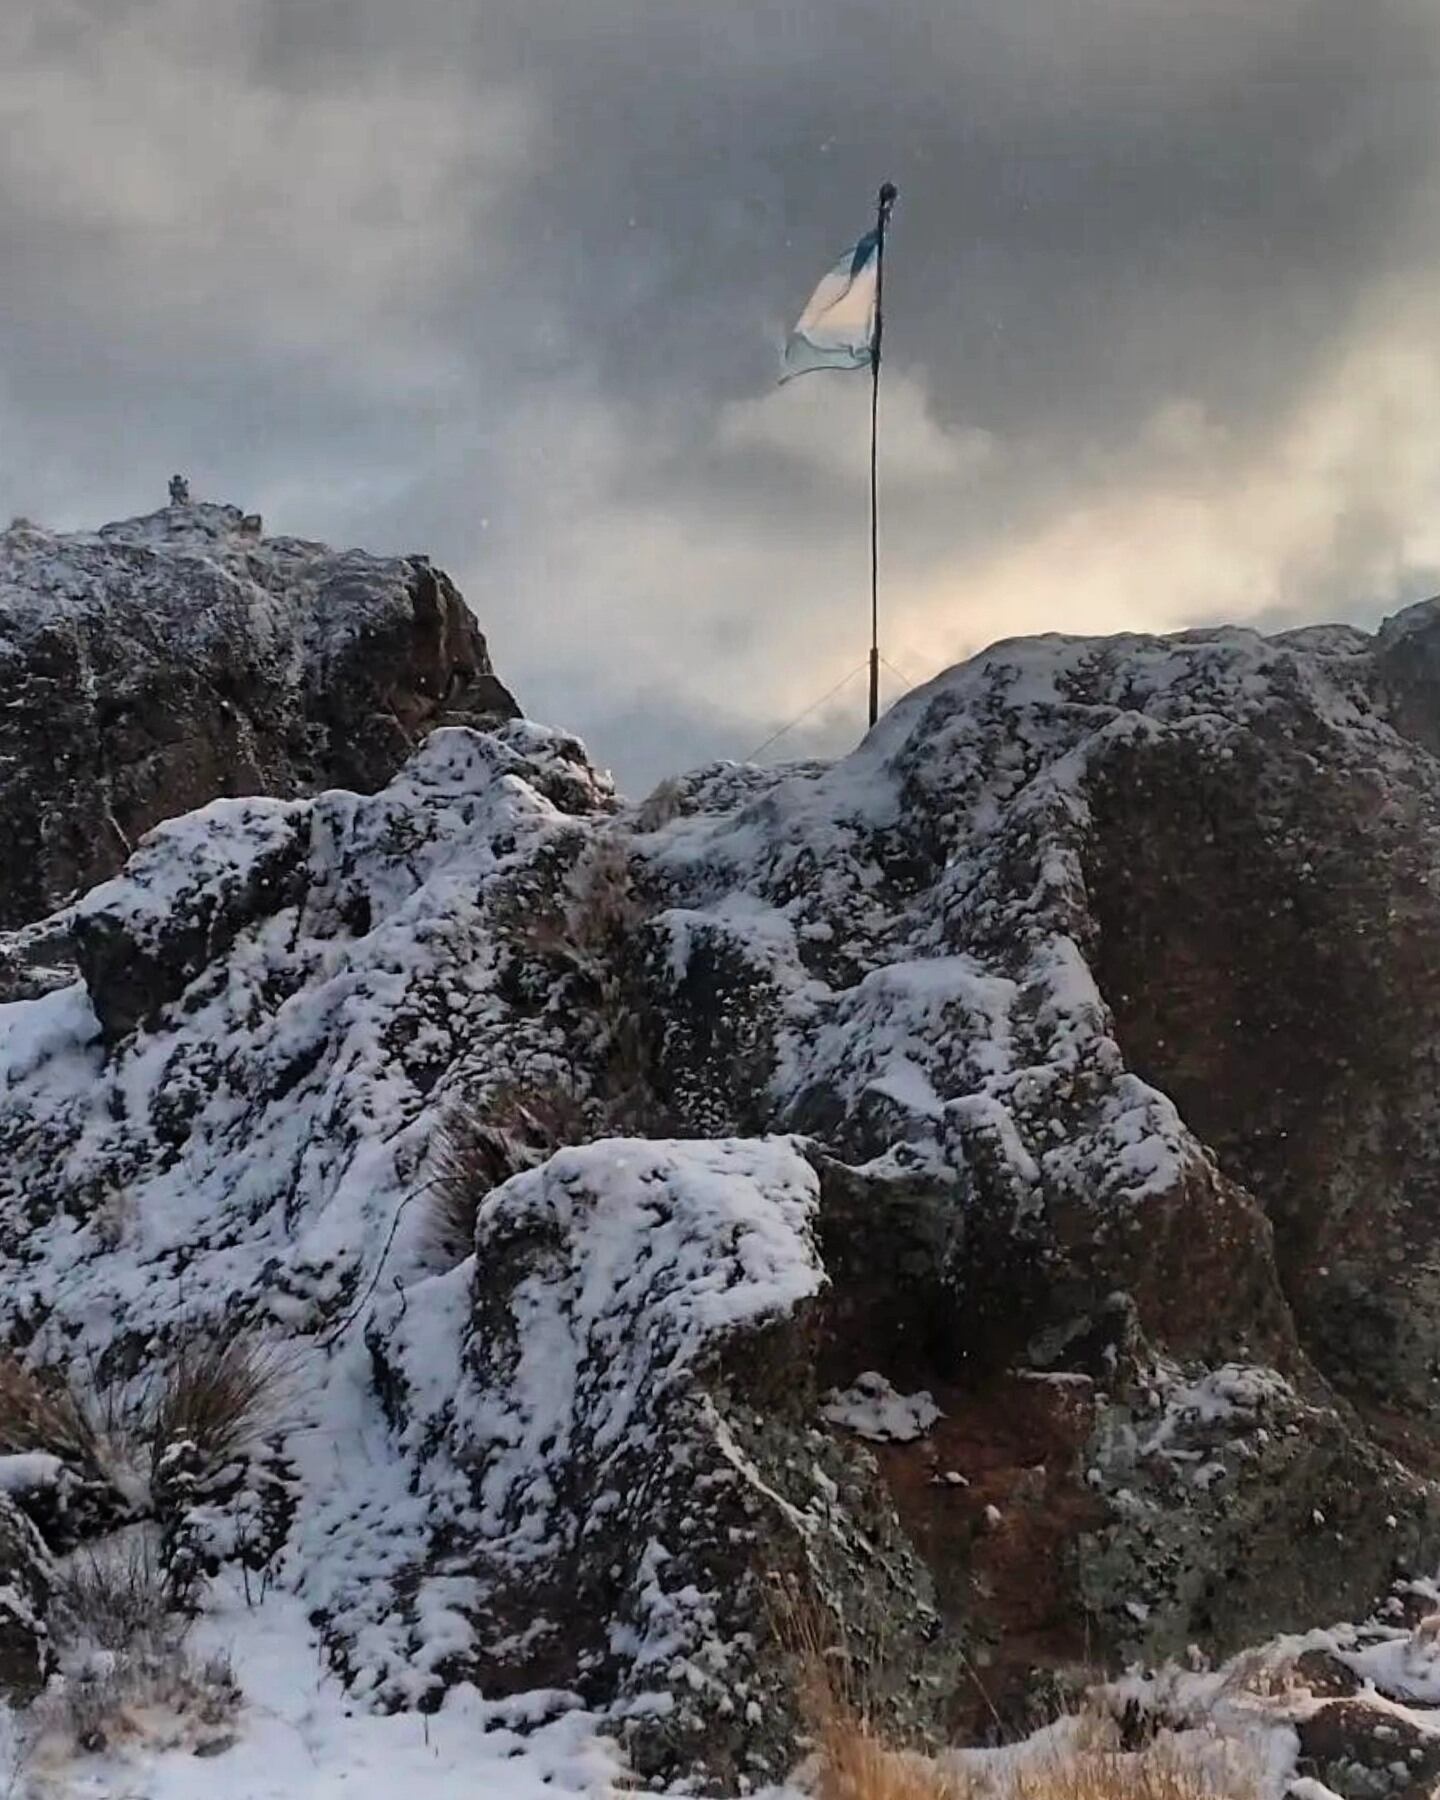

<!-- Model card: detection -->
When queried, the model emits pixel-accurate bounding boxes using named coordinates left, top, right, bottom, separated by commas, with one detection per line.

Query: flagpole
left=868, top=182, right=897, bottom=731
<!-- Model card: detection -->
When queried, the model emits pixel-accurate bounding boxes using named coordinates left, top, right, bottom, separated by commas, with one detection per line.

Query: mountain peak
left=0, top=504, right=519, bottom=931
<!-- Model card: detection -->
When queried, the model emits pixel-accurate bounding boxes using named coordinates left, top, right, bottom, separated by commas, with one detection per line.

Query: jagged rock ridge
left=3, top=594, right=1440, bottom=1785
left=0, top=500, right=518, bottom=932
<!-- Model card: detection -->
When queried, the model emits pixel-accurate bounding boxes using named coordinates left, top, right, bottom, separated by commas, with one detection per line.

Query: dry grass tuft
left=769, top=1582, right=958, bottom=1800
left=0, top=1356, right=104, bottom=1466
left=427, top=1108, right=519, bottom=1265
left=39, top=1533, right=240, bottom=1756
left=518, top=835, right=651, bottom=979
left=49, top=1533, right=174, bottom=1655
left=804, top=1714, right=1264, bottom=1800
left=633, top=776, right=686, bottom=832
left=148, top=1337, right=287, bottom=1475
left=427, top=1078, right=592, bottom=1264
left=0, top=1333, right=289, bottom=1505
left=978, top=1723, right=1263, bottom=1800
left=502, top=831, right=671, bottom=1134
left=29, top=1529, right=242, bottom=1759
left=773, top=1586, right=1262, bottom=1800
left=816, top=1720, right=962, bottom=1800
left=1211, top=1646, right=1303, bottom=1705
left=43, top=1642, right=240, bottom=1758
left=769, top=1579, right=863, bottom=1724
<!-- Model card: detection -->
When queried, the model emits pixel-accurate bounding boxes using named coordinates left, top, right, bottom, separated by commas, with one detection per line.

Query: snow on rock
left=0, top=721, right=611, bottom=1350
left=638, top=630, right=1348, bottom=1375
left=820, top=1373, right=942, bottom=1443
left=1077, top=1355, right=1438, bottom=1665
left=0, top=717, right=952, bottom=1788
left=1097, top=1580, right=1440, bottom=1800
left=358, top=1138, right=950, bottom=1788
left=73, top=794, right=310, bottom=1041
left=0, top=500, right=519, bottom=932
left=0, top=1458, right=65, bottom=1498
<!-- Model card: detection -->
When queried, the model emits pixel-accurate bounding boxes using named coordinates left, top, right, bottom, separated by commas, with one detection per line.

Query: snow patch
left=820, top=1373, right=941, bottom=1443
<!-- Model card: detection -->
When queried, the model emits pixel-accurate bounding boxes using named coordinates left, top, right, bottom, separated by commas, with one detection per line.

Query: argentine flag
left=781, top=228, right=881, bottom=381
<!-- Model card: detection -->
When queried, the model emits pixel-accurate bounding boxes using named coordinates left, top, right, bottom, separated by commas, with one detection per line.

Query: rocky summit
left=0, top=500, right=517, bottom=933
left=3, top=529, right=1440, bottom=1794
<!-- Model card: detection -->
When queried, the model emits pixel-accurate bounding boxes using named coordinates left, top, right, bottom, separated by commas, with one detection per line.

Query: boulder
left=366, top=1137, right=960, bottom=1791
left=72, top=797, right=309, bottom=1041
left=1078, top=1361, right=1440, bottom=1664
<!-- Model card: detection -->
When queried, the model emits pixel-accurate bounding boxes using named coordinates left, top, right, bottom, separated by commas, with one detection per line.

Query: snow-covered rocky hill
left=0, top=500, right=516, bottom=933
left=3, top=512, right=1440, bottom=1796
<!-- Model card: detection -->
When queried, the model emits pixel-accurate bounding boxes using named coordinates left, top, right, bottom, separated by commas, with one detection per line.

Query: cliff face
left=3, top=577, right=1440, bottom=1787
left=0, top=501, right=517, bottom=930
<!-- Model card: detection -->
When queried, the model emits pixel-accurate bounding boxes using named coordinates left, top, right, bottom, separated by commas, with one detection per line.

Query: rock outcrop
left=367, top=1137, right=957, bottom=1786
left=1099, top=1577, right=1440, bottom=1800
left=0, top=501, right=517, bottom=930
left=5, top=593, right=1440, bottom=1780
left=0, top=1491, right=52, bottom=1700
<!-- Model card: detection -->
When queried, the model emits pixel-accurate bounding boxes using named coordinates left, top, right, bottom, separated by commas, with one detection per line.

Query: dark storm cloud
left=4, top=0, right=1440, bottom=786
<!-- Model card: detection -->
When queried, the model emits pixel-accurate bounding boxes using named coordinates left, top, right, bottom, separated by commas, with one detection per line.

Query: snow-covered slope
left=6, top=603, right=1440, bottom=1791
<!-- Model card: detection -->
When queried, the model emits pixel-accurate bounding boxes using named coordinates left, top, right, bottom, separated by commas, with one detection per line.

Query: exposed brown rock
left=1084, top=631, right=1440, bottom=1425
left=1298, top=1699, right=1440, bottom=1800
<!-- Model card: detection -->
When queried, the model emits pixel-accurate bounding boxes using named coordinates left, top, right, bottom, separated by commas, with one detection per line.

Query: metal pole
left=868, top=182, right=897, bottom=730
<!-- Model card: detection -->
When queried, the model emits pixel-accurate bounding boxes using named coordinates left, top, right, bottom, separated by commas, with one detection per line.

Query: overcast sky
left=5, top=1, right=1440, bottom=789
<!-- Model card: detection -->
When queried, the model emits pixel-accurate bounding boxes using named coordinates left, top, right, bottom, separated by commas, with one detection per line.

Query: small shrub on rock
left=516, top=834, right=651, bottom=980
left=145, top=1338, right=292, bottom=1605
left=0, top=1334, right=292, bottom=1616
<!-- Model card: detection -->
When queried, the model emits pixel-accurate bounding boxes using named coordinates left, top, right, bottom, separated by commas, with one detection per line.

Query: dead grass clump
left=148, top=1337, right=287, bottom=1476
left=505, top=832, right=673, bottom=1134
left=1210, top=1644, right=1311, bottom=1706
left=774, top=1587, right=1262, bottom=1800
left=807, top=1718, right=1264, bottom=1800
left=816, top=1719, right=962, bottom=1800
left=519, top=835, right=652, bottom=980
left=92, top=1186, right=136, bottom=1252
left=982, top=1723, right=1264, bottom=1800
left=769, top=1582, right=958, bottom=1800
left=44, top=1643, right=240, bottom=1758
left=633, top=776, right=686, bottom=832
left=0, top=1334, right=288, bottom=1499
left=35, top=1533, right=240, bottom=1758
left=0, top=1356, right=102, bottom=1466
left=48, top=1533, right=174, bottom=1655
left=426, top=1078, right=592, bottom=1264
left=427, top=1108, right=518, bottom=1265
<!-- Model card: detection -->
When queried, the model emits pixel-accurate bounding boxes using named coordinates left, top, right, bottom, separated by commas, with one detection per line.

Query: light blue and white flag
left=781, top=228, right=880, bottom=381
